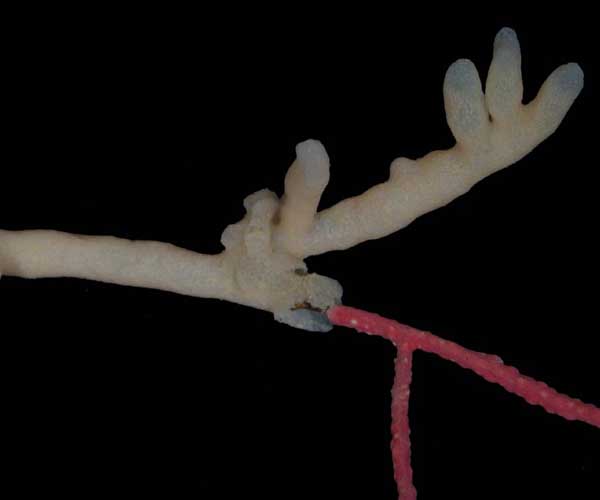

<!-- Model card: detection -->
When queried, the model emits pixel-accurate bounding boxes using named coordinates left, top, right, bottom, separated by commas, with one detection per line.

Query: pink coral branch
left=327, top=305, right=600, bottom=498
left=390, top=344, right=417, bottom=500
left=328, top=305, right=600, bottom=427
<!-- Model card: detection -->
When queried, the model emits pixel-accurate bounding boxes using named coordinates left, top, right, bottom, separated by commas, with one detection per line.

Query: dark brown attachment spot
left=292, top=300, right=322, bottom=313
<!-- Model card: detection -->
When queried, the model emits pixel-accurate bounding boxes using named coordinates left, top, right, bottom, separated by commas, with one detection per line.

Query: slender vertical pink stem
left=390, top=343, right=417, bottom=500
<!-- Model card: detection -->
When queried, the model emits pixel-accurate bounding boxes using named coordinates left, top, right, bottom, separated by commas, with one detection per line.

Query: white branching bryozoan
left=0, top=28, right=583, bottom=331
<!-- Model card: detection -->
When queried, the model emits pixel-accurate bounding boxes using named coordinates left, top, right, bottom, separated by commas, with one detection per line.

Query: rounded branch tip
left=493, top=27, right=520, bottom=61
left=557, top=62, right=584, bottom=93
left=495, top=27, right=518, bottom=46
left=528, top=62, right=584, bottom=136
left=296, top=139, right=329, bottom=164
left=295, top=139, right=330, bottom=190
left=444, top=59, right=488, bottom=145
left=445, top=59, right=480, bottom=90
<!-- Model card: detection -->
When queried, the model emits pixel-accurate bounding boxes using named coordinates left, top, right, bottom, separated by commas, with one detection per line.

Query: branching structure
left=328, top=306, right=599, bottom=499
left=0, top=28, right=596, bottom=498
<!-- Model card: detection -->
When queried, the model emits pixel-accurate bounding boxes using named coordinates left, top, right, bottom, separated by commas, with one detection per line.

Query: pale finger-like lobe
left=295, top=139, right=330, bottom=192
left=485, top=27, right=523, bottom=124
left=277, top=139, right=331, bottom=256
left=526, top=62, right=584, bottom=139
left=444, top=59, right=490, bottom=150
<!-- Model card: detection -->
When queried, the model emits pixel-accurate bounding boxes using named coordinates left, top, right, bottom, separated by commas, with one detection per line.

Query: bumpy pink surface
left=327, top=305, right=600, bottom=499
left=390, top=344, right=417, bottom=500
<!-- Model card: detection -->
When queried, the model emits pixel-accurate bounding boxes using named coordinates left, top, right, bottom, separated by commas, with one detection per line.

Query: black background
left=1, top=8, right=598, bottom=500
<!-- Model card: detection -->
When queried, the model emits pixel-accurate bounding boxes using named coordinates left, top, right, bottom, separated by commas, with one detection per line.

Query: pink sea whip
left=328, top=305, right=600, bottom=499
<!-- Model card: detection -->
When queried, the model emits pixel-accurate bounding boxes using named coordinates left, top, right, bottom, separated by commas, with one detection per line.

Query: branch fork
left=0, top=28, right=584, bottom=331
